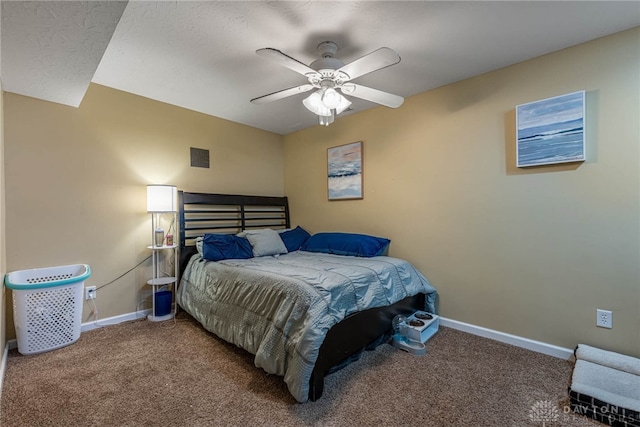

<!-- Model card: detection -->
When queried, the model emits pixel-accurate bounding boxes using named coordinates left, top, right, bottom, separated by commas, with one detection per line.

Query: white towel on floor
left=575, top=344, right=640, bottom=376
left=571, top=359, right=640, bottom=411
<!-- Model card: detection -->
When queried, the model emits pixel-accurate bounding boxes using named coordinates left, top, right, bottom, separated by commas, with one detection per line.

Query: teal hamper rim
left=4, top=264, right=92, bottom=290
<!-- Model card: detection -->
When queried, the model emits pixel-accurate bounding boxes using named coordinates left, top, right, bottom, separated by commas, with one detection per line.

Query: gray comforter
left=177, top=251, right=437, bottom=402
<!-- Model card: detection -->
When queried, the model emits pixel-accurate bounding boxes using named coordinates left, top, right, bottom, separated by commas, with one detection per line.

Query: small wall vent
left=190, top=147, right=210, bottom=168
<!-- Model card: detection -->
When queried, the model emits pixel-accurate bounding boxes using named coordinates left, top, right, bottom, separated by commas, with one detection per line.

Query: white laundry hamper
left=5, top=264, right=91, bottom=355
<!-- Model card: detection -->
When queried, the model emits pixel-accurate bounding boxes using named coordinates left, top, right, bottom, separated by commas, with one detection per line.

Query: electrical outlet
left=596, top=309, right=612, bottom=329
left=85, top=286, right=97, bottom=300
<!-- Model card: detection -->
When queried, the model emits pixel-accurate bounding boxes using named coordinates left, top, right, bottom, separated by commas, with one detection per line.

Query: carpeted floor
left=1, top=314, right=600, bottom=426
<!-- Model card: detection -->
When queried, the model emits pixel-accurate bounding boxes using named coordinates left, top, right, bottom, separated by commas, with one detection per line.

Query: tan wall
left=1, top=79, right=6, bottom=353
left=3, top=29, right=638, bottom=357
left=284, top=28, right=640, bottom=357
left=3, top=83, right=283, bottom=338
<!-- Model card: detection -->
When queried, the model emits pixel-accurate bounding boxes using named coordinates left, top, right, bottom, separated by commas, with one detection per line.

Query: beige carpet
left=1, top=314, right=600, bottom=426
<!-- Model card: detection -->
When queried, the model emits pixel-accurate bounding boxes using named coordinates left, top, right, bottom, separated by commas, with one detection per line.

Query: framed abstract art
left=516, top=91, right=585, bottom=167
left=327, top=141, right=363, bottom=200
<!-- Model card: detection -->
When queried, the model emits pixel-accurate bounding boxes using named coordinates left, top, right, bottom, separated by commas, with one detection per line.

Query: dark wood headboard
left=178, top=191, right=290, bottom=248
left=178, top=191, right=290, bottom=273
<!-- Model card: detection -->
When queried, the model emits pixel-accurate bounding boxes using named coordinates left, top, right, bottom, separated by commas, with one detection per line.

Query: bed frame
left=178, top=191, right=424, bottom=401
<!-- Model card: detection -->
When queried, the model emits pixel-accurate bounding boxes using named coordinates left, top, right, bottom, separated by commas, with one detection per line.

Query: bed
left=176, top=191, right=437, bottom=402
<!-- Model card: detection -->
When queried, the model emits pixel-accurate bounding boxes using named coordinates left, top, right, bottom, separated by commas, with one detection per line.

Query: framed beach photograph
left=516, top=90, right=585, bottom=167
left=327, top=141, right=363, bottom=200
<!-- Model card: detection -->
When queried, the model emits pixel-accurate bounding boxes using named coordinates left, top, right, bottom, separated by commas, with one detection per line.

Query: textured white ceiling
left=1, top=1, right=127, bottom=106
left=2, top=1, right=639, bottom=134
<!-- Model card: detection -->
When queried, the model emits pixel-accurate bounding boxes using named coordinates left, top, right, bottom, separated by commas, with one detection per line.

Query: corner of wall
left=0, top=78, right=7, bottom=397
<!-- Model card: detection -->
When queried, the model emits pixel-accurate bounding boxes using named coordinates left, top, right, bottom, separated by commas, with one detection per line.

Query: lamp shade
left=147, top=185, right=177, bottom=212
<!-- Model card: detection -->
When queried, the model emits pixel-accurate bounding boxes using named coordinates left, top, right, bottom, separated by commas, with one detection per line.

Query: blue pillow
left=202, top=234, right=253, bottom=261
left=300, top=232, right=390, bottom=257
left=279, top=226, right=311, bottom=252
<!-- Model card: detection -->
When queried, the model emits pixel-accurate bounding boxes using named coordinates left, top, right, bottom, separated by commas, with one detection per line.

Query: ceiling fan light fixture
left=319, top=111, right=335, bottom=126
left=303, top=89, right=351, bottom=125
left=334, top=93, right=352, bottom=115
left=321, top=87, right=342, bottom=109
left=303, top=91, right=331, bottom=116
left=252, top=43, right=404, bottom=128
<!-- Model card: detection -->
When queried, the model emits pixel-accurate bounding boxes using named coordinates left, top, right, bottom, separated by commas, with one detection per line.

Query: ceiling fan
left=250, top=41, right=404, bottom=126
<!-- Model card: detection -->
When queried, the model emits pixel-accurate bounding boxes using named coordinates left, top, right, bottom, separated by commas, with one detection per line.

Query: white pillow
left=243, top=229, right=288, bottom=257
left=195, top=236, right=203, bottom=256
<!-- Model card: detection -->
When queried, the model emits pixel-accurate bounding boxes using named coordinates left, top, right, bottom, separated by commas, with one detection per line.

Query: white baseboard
left=81, top=309, right=151, bottom=333
left=439, top=317, right=574, bottom=360
left=15, top=313, right=571, bottom=360
left=0, top=343, right=7, bottom=402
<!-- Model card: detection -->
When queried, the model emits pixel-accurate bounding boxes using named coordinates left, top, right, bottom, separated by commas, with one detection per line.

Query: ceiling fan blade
left=256, top=48, right=319, bottom=77
left=340, top=84, right=404, bottom=108
left=336, top=47, right=401, bottom=81
left=250, top=84, right=314, bottom=104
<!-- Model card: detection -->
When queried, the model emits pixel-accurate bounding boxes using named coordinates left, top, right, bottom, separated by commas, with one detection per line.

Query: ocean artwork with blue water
left=516, top=91, right=585, bottom=167
left=328, top=141, right=363, bottom=200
